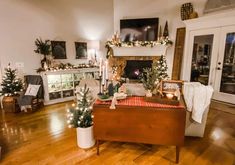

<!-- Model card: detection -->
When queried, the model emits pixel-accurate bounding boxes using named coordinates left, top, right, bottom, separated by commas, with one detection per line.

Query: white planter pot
left=145, top=90, right=152, bottom=97
left=76, top=126, right=95, bottom=149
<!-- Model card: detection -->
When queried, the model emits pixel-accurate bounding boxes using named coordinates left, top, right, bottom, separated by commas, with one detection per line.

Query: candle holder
left=102, top=84, right=105, bottom=94
left=106, top=79, right=109, bottom=90
left=98, top=75, right=102, bottom=95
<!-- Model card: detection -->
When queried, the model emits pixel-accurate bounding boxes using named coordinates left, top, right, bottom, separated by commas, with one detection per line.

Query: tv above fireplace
left=120, top=18, right=159, bottom=42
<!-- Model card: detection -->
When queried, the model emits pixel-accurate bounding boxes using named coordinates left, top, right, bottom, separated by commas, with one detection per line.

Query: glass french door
left=214, top=26, right=235, bottom=104
left=184, top=28, right=220, bottom=87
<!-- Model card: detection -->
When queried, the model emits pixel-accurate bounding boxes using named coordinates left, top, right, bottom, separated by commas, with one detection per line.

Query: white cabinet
left=41, top=68, right=99, bottom=105
left=182, top=11, right=235, bottom=104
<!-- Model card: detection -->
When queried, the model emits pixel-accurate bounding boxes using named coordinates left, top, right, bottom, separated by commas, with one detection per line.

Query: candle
left=102, top=65, right=105, bottom=85
left=166, top=93, right=174, bottom=99
left=105, top=61, right=108, bottom=79
left=99, top=58, right=102, bottom=76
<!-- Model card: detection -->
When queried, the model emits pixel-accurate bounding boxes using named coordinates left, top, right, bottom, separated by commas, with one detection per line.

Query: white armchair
left=185, top=106, right=210, bottom=137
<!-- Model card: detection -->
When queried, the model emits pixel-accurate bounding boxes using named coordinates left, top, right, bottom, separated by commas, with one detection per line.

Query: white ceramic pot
left=145, top=90, right=152, bottom=97
left=76, top=126, right=95, bottom=149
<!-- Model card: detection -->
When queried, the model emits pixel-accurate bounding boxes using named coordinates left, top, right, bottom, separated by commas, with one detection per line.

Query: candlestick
left=106, top=79, right=109, bottom=90
left=102, top=84, right=105, bottom=94
left=99, top=58, right=102, bottom=76
left=105, top=60, right=108, bottom=79
left=98, top=75, right=102, bottom=95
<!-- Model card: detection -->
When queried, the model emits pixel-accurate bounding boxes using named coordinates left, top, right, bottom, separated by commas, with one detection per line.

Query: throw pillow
left=25, top=84, right=41, bottom=96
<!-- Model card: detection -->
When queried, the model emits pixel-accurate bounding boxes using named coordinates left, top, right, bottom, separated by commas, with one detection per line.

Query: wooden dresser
left=93, top=97, right=186, bottom=163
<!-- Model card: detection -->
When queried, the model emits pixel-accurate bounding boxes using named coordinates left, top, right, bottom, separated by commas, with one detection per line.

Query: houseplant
left=34, top=38, right=51, bottom=69
left=67, top=84, right=95, bottom=149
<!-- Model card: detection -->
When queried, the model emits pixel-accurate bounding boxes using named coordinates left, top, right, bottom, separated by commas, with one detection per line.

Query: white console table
left=41, top=68, right=99, bottom=105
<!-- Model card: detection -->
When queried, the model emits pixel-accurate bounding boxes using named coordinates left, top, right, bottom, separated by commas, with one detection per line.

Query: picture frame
left=75, top=42, right=87, bottom=59
left=51, top=41, right=67, bottom=59
left=161, top=80, right=183, bottom=94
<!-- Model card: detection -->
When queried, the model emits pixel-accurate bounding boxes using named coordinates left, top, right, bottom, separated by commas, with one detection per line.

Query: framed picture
left=75, top=42, right=87, bottom=59
left=51, top=41, right=67, bottom=59
left=161, top=80, right=183, bottom=94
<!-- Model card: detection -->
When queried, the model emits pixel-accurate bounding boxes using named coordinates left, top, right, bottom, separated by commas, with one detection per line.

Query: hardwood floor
left=0, top=101, right=234, bottom=164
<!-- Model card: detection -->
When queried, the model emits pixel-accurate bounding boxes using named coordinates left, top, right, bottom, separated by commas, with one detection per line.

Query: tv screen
left=120, top=18, right=159, bottom=42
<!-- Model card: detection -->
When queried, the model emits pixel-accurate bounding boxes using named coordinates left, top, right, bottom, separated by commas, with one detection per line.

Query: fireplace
left=108, top=56, right=160, bottom=80
left=124, top=60, right=152, bottom=79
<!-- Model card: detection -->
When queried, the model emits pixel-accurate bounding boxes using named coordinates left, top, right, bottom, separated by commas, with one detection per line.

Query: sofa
left=76, top=80, right=210, bottom=137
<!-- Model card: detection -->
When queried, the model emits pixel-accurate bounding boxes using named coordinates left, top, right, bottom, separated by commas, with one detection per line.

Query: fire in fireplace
left=123, top=60, right=153, bottom=79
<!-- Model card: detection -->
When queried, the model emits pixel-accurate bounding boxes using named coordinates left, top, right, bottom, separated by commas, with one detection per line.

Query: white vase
left=145, top=90, right=152, bottom=97
left=76, top=125, right=95, bottom=149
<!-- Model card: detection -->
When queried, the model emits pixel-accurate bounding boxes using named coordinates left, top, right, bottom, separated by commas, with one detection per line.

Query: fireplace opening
left=123, top=60, right=153, bottom=79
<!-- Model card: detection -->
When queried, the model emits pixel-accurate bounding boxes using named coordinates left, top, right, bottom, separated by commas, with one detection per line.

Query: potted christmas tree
left=0, top=64, right=23, bottom=112
left=67, top=84, right=95, bottom=149
left=34, top=38, right=51, bottom=69
left=140, top=55, right=169, bottom=97
left=141, top=67, right=158, bottom=97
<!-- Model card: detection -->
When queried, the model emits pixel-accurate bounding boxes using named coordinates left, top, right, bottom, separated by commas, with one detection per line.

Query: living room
left=0, top=0, right=234, bottom=164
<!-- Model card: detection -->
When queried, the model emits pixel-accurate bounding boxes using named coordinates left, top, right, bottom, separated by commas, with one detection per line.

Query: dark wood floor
left=0, top=101, right=234, bottom=164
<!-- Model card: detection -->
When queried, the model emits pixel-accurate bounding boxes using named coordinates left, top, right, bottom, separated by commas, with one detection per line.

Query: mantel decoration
left=34, top=38, right=51, bottom=69
left=140, top=55, right=169, bottom=97
left=105, top=32, right=173, bottom=58
left=0, top=64, right=23, bottom=97
left=67, top=84, right=95, bottom=149
left=36, top=62, right=98, bottom=73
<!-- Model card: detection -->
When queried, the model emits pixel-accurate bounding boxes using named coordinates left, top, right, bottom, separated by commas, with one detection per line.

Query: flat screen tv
left=120, top=18, right=159, bottom=42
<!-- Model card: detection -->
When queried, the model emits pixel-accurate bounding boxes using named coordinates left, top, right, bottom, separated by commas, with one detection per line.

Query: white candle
left=102, top=65, right=105, bottom=85
left=99, top=58, right=102, bottom=76
left=105, top=61, right=108, bottom=80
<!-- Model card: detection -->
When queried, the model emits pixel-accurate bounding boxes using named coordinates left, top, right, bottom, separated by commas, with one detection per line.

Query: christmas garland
left=105, top=37, right=173, bottom=58
left=36, top=63, right=98, bottom=73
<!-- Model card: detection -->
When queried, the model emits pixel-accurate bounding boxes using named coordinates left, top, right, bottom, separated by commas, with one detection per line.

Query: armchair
left=19, top=75, right=44, bottom=112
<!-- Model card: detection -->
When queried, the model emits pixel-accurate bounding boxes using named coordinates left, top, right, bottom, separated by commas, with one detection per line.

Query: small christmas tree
left=0, top=64, right=23, bottom=96
left=155, top=55, right=169, bottom=82
left=141, top=67, right=158, bottom=91
left=67, top=84, right=94, bottom=128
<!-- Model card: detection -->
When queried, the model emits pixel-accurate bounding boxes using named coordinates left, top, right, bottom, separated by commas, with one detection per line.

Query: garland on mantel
left=105, top=37, right=173, bottom=59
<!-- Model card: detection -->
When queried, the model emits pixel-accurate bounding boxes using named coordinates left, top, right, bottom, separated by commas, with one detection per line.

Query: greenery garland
left=105, top=37, right=173, bottom=59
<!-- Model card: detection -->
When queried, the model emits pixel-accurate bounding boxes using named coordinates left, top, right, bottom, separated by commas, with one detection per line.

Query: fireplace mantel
left=112, top=45, right=168, bottom=56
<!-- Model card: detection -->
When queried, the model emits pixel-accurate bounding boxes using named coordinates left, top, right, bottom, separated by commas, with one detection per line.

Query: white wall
left=113, top=0, right=207, bottom=77
left=0, top=0, right=113, bottom=78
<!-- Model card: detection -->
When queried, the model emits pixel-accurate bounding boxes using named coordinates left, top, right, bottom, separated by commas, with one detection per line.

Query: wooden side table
left=2, top=96, right=20, bottom=113
left=93, top=97, right=186, bottom=163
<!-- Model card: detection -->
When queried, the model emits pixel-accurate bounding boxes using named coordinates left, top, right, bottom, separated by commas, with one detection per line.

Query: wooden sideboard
left=93, top=97, right=186, bottom=163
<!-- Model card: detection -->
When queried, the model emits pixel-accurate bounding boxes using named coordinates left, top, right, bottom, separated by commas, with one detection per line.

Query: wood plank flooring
left=0, top=101, right=234, bottom=164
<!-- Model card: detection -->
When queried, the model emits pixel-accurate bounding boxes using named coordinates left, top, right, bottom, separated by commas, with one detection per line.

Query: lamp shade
left=88, top=40, right=100, bottom=50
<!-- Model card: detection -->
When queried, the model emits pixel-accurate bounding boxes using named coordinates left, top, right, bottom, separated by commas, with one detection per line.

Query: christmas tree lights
left=67, top=84, right=94, bottom=128
left=0, top=64, right=23, bottom=96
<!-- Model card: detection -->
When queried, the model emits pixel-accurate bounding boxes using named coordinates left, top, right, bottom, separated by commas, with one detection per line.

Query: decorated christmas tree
left=141, top=55, right=169, bottom=93
left=155, top=55, right=169, bottom=82
left=0, top=64, right=23, bottom=96
left=67, top=84, right=94, bottom=128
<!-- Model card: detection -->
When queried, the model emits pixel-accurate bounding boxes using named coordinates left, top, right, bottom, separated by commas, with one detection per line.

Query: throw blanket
left=183, top=82, right=214, bottom=123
